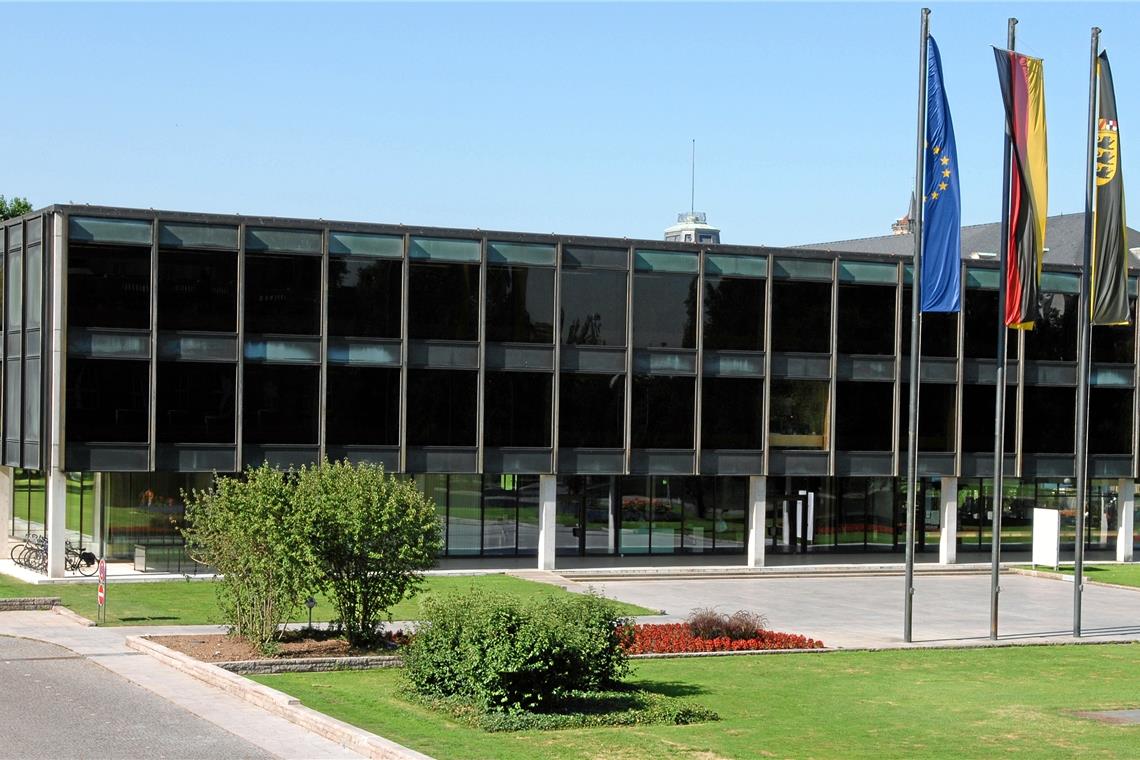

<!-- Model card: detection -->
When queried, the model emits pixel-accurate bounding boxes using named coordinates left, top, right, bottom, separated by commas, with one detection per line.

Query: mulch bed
left=150, top=628, right=407, bottom=662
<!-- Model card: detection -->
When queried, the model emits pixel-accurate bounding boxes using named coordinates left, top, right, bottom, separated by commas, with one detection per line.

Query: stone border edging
left=218, top=654, right=402, bottom=675
left=0, top=596, right=60, bottom=611
left=1009, top=566, right=1140, bottom=593
left=126, top=636, right=432, bottom=760
left=52, top=604, right=96, bottom=627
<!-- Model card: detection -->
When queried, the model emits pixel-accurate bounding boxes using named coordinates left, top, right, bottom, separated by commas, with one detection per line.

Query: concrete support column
left=939, top=476, right=958, bottom=565
left=537, top=474, right=557, bottom=571
left=91, top=473, right=105, bottom=556
left=746, top=476, right=766, bottom=568
left=1117, top=478, right=1134, bottom=563
left=45, top=469, right=68, bottom=578
left=0, top=466, right=11, bottom=558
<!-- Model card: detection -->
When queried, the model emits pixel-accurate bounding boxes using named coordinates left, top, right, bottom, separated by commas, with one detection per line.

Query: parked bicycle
left=10, top=534, right=47, bottom=574
left=65, top=540, right=99, bottom=577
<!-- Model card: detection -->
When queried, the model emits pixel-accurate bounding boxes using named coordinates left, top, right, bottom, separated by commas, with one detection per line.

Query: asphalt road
left=0, top=635, right=271, bottom=760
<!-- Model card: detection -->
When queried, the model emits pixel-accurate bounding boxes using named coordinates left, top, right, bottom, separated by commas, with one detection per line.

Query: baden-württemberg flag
left=993, top=48, right=1048, bottom=329
left=1092, top=51, right=1130, bottom=326
left=921, top=36, right=961, bottom=312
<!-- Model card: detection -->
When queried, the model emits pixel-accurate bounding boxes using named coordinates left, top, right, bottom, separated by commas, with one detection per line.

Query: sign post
left=97, top=559, right=107, bottom=625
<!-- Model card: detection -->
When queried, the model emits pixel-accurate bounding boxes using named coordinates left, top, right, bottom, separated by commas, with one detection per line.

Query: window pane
left=769, top=379, right=829, bottom=449
left=560, top=269, right=626, bottom=346
left=244, top=253, right=320, bottom=335
left=1024, top=292, right=1078, bottom=361
left=23, top=358, right=39, bottom=441
left=963, top=289, right=1016, bottom=359
left=771, top=281, right=830, bottom=353
left=485, top=265, right=554, bottom=344
left=25, top=244, right=40, bottom=330
left=408, top=262, right=479, bottom=341
left=836, top=381, right=893, bottom=450
left=68, top=244, right=150, bottom=329
left=899, top=383, right=955, bottom=452
left=6, top=249, right=21, bottom=330
left=326, top=366, right=399, bottom=445
left=703, top=276, right=764, bottom=351
left=633, top=273, right=697, bottom=349
left=901, top=288, right=958, bottom=357
left=484, top=371, right=552, bottom=447
left=406, top=369, right=477, bottom=446
left=1022, top=386, right=1075, bottom=453
left=960, top=384, right=1015, bottom=452
left=837, top=284, right=894, bottom=355
left=241, top=364, right=319, bottom=444
left=66, top=358, right=149, bottom=442
left=701, top=377, right=763, bottom=449
left=158, top=249, right=237, bottom=332
left=447, top=474, right=481, bottom=555
left=157, top=361, right=235, bottom=443
left=631, top=375, right=694, bottom=449
left=328, top=258, right=401, bottom=338
left=1089, top=387, right=1132, bottom=454
left=618, top=476, right=651, bottom=553
left=558, top=373, right=623, bottom=448
left=481, top=476, right=517, bottom=555
left=1091, top=298, right=1136, bottom=362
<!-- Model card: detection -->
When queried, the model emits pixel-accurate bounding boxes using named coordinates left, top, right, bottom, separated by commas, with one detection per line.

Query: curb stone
left=219, top=655, right=402, bottom=675
left=126, top=636, right=432, bottom=760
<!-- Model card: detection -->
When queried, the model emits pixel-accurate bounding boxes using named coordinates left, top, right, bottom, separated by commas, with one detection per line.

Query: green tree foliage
left=295, top=459, right=443, bottom=647
left=0, top=196, right=31, bottom=220
left=403, top=590, right=631, bottom=712
left=182, top=463, right=317, bottom=652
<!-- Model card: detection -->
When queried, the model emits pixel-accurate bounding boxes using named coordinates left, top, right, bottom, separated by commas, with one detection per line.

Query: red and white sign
left=97, top=584, right=105, bottom=606
left=97, top=559, right=107, bottom=607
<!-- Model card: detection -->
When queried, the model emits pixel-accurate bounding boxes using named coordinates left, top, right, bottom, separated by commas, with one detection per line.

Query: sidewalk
left=0, top=611, right=363, bottom=759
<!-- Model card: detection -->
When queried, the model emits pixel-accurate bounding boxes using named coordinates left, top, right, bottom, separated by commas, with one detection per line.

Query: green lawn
left=1028, top=564, right=1140, bottom=588
left=254, top=644, right=1140, bottom=759
left=0, top=573, right=654, bottom=625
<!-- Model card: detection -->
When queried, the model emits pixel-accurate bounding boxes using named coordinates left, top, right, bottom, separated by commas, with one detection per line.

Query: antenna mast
left=690, top=138, right=696, bottom=215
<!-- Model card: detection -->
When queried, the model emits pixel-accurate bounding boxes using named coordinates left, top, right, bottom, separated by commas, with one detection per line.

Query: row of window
left=65, top=242, right=1136, bottom=361
left=63, top=357, right=1134, bottom=454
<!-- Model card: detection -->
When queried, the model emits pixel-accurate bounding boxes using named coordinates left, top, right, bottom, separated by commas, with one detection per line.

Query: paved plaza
left=591, top=571, right=1140, bottom=648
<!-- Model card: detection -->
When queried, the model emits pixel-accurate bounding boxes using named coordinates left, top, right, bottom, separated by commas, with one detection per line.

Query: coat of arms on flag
left=1097, top=118, right=1118, bottom=185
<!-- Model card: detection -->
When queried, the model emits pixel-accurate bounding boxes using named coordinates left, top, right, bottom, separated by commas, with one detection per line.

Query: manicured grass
left=0, top=573, right=654, bottom=625
left=1029, top=564, right=1140, bottom=588
left=254, top=644, right=1140, bottom=759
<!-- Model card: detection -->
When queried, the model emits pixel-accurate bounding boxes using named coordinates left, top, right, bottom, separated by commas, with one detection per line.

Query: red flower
left=618, top=623, right=823, bottom=654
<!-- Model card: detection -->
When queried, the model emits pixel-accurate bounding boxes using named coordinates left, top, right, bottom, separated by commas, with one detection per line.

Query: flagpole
left=1074, top=26, right=1101, bottom=638
left=990, top=16, right=1017, bottom=642
left=904, top=6, right=930, bottom=645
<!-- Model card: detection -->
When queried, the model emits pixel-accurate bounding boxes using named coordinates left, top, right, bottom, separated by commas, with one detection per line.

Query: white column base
left=0, top=467, right=11, bottom=559
left=746, top=476, right=766, bottom=568
left=1032, top=507, right=1061, bottom=570
left=1118, top=478, right=1134, bottom=563
left=939, top=476, right=957, bottom=565
left=537, top=474, right=557, bottom=571
left=45, top=469, right=68, bottom=578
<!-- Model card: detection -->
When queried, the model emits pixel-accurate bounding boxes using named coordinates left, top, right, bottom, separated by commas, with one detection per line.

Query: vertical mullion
left=147, top=215, right=158, bottom=471
left=551, top=242, right=562, bottom=477
left=694, top=249, right=706, bottom=476
left=318, top=227, right=329, bottom=463
left=477, top=238, right=486, bottom=475
left=235, top=223, right=246, bottom=470
left=623, top=246, right=633, bottom=475
left=398, top=233, right=409, bottom=474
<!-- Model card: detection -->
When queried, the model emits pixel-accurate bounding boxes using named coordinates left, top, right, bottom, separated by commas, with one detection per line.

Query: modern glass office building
left=1, top=205, right=1137, bottom=575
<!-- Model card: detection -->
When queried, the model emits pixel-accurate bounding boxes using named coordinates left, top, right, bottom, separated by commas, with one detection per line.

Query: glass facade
left=486, top=265, right=554, bottom=344
left=413, top=473, right=539, bottom=556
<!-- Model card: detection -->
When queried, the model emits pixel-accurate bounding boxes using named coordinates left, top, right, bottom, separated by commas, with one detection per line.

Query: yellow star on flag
left=931, top=191, right=939, bottom=200
left=932, top=146, right=941, bottom=155
left=942, top=169, right=951, bottom=178
left=939, top=182, right=948, bottom=191
left=940, top=156, right=950, bottom=166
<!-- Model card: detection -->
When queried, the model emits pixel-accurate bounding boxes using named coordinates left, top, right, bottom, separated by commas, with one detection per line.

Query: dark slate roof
left=797, top=212, right=1140, bottom=269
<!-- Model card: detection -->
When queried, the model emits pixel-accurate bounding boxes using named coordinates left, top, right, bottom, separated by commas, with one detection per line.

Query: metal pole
left=1074, top=26, right=1101, bottom=638
left=991, top=17, right=1017, bottom=642
left=904, top=6, right=931, bottom=644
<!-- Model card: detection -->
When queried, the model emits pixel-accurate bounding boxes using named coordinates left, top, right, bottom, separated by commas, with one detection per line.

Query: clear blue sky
left=8, top=2, right=1139, bottom=246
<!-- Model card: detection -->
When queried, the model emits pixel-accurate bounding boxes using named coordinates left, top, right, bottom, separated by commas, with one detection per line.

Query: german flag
left=993, top=48, right=1048, bottom=329
left=1091, top=51, right=1130, bottom=326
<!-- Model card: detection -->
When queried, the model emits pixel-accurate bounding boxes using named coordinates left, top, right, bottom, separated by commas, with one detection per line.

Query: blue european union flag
left=921, top=36, right=961, bottom=313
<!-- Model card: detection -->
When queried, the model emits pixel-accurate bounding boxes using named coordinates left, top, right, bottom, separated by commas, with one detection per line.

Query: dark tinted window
left=558, top=373, right=624, bottom=448
left=326, top=366, right=399, bottom=445
left=68, top=243, right=150, bottom=329
left=485, top=265, right=554, bottom=344
left=704, top=276, right=764, bottom=351
left=837, top=284, right=894, bottom=355
left=901, top=288, right=958, bottom=357
left=328, top=258, right=401, bottom=338
left=701, top=377, right=763, bottom=449
left=899, top=383, right=955, bottom=451
left=962, top=289, right=1016, bottom=359
left=157, top=249, right=236, bottom=332
left=1024, top=292, right=1077, bottom=361
left=408, top=262, right=479, bottom=341
left=156, top=362, right=235, bottom=443
left=769, top=379, right=829, bottom=449
left=560, top=269, right=626, bottom=346
left=405, top=369, right=477, bottom=446
left=631, top=375, right=694, bottom=449
left=1022, top=386, right=1075, bottom=453
left=484, top=371, right=553, bottom=447
left=771, top=281, right=830, bottom=353
left=836, top=381, right=893, bottom=450
left=1091, top=298, right=1136, bottom=362
left=242, top=364, right=319, bottom=444
left=960, top=384, right=1015, bottom=452
left=633, top=273, right=697, bottom=349
left=66, top=358, right=149, bottom=442
left=244, top=253, right=321, bottom=335
left=1089, top=387, right=1132, bottom=455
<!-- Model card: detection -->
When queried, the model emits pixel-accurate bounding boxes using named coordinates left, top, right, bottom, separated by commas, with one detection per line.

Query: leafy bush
left=294, top=460, right=443, bottom=648
left=402, top=589, right=630, bottom=712
left=687, top=607, right=770, bottom=640
left=182, top=464, right=317, bottom=652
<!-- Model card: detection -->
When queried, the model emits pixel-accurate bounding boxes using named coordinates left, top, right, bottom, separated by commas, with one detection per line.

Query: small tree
left=0, top=196, right=31, bottom=220
left=182, top=464, right=316, bottom=652
left=295, top=459, right=443, bottom=647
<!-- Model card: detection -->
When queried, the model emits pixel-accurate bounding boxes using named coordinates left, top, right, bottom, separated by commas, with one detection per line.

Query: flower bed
left=622, top=623, right=823, bottom=654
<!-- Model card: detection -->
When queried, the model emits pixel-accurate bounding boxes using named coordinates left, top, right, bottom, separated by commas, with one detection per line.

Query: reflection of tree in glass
left=770, top=381, right=827, bottom=435
left=704, top=277, right=763, bottom=350
left=564, top=312, right=604, bottom=345
left=1028, top=292, right=1077, bottom=361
